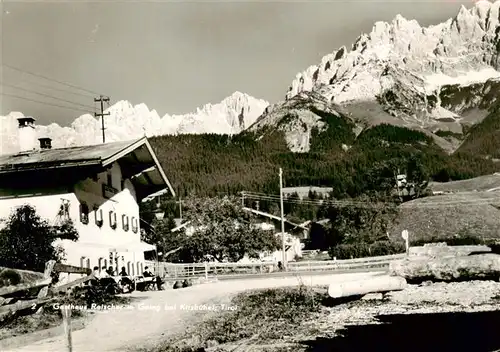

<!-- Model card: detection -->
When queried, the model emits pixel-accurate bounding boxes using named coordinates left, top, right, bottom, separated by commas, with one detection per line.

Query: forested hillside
left=150, top=112, right=500, bottom=198
left=456, top=103, right=500, bottom=158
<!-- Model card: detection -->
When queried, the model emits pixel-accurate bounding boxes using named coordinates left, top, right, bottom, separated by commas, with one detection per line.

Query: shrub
left=411, top=236, right=483, bottom=247
left=0, top=269, right=22, bottom=287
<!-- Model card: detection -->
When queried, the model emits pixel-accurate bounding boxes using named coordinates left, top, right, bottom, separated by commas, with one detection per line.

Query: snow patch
left=423, top=68, right=500, bottom=92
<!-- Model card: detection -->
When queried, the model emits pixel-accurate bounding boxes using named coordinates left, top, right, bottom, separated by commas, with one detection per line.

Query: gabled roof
left=0, top=137, right=175, bottom=200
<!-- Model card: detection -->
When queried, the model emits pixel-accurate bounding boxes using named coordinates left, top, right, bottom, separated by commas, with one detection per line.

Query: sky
left=0, top=0, right=475, bottom=126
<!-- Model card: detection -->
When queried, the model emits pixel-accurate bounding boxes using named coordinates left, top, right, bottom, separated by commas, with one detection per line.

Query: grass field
left=390, top=189, right=500, bottom=243
left=428, top=174, right=500, bottom=193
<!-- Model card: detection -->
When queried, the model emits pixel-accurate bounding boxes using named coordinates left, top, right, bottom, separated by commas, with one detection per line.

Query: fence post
left=204, top=262, right=209, bottom=280
left=61, top=305, right=72, bottom=352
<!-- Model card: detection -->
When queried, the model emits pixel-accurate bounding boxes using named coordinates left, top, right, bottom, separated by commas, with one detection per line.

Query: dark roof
left=0, top=139, right=135, bottom=168
left=0, top=137, right=175, bottom=199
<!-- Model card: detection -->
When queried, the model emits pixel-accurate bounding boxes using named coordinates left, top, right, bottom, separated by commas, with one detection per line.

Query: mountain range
left=0, top=92, right=269, bottom=154
left=3, top=1, right=500, bottom=181
left=4, top=1, right=500, bottom=157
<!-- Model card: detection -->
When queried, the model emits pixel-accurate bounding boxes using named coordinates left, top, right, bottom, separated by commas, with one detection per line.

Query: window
left=109, top=211, right=117, bottom=229
left=122, top=214, right=130, bottom=231
left=107, top=173, right=113, bottom=187
left=94, top=206, right=103, bottom=227
left=131, top=217, right=139, bottom=233
left=79, top=203, right=89, bottom=224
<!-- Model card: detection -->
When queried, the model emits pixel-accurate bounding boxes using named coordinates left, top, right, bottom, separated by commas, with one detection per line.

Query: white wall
left=0, top=161, right=147, bottom=275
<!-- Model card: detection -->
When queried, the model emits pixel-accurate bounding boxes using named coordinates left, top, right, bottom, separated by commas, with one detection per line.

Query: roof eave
left=143, top=139, right=176, bottom=198
left=101, top=137, right=147, bottom=167
left=0, top=159, right=102, bottom=174
left=101, top=137, right=176, bottom=198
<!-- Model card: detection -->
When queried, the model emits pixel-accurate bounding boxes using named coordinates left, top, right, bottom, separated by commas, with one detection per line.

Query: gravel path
left=4, top=271, right=383, bottom=352
left=314, top=280, right=500, bottom=342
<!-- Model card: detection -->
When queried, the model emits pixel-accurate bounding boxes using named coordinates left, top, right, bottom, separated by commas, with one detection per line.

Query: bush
left=328, top=240, right=405, bottom=259
left=411, top=236, right=483, bottom=247
left=0, top=269, right=21, bottom=287
left=201, top=286, right=323, bottom=344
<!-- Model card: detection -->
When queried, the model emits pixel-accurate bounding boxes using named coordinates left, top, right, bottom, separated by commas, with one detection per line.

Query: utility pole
left=279, top=168, right=287, bottom=271
left=394, top=169, right=402, bottom=202
left=179, top=195, right=182, bottom=220
left=94, top=95, right=110, bottom=143
left=241, top=191, right=245, bottom=207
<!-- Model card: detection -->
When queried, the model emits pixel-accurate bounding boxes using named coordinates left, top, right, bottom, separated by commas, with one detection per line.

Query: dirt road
left=5, top=271, right=384, bottom=352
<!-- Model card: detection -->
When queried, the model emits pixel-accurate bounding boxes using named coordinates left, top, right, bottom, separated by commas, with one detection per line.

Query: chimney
left=38, top=137, right=52, bottom=150
left=17, top=117, right=37, bottom=153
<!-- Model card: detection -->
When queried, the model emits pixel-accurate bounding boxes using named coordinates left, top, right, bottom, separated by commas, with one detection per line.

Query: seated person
left=141, top=266, right=156, bottom=290
left=90, top=266, right=100, bottom=286
left=155, top=275, right=164, bottom=290
left=119, top=266, right=128, bottom=276
left=100, top=266, right=110, bottom=278
left=142, top=266, right=154, bottom=277
left=92, top=266, right=99, bottom=276
left=106, top=266, right=115, bottom=276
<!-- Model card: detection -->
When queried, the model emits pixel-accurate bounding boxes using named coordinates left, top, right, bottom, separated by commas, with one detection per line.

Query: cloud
left=89, top=24, right=99, bottom=43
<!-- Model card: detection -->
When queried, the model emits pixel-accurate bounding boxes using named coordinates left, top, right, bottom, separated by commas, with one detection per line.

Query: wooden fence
left=146, top=253, right=406, bottom=281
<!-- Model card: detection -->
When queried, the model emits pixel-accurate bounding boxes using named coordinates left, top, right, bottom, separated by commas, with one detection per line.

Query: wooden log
left=409, top=244, right=492, bottom=259
left=53, top=263, right=91, bottom=275
left=389, top=253, right=500, bottom=282
left=0, top=278, right=51, bottom=298
left=328, top=275, right=407, bottom=298
left=0, top=296, right=56, bottom=322
left=50, top=274, right=94, bottom=295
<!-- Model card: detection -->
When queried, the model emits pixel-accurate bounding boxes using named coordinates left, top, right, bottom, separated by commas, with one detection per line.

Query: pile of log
left=389, top=253, right=500, bottom=283
left=0, top=261, right=94, bottom=324
left=327, top=244, right=500, bottom=300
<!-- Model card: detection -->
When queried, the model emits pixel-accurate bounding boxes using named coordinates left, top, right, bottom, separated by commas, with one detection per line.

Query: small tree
left=324, top=197, right=399, bottom=246
left=141, top=216, right=186, bottom=262
left=0, top=205, right=79, bottom=272
left=181, top=196, right=280, bottom=262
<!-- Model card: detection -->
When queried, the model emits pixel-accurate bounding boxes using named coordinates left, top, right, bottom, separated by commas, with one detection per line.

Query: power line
left=242, top=191, right=500, bottom=209
left=4, top=78, right=97, bottom=99
left=1, top=93, right=93, bottom=114
left=1, top=81, right=96, bottom=110
left=2, top=63, right=101, bottom=97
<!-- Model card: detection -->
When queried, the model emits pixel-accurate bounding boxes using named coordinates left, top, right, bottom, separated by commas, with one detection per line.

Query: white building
left=0, top=117, right=175, bottom=276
